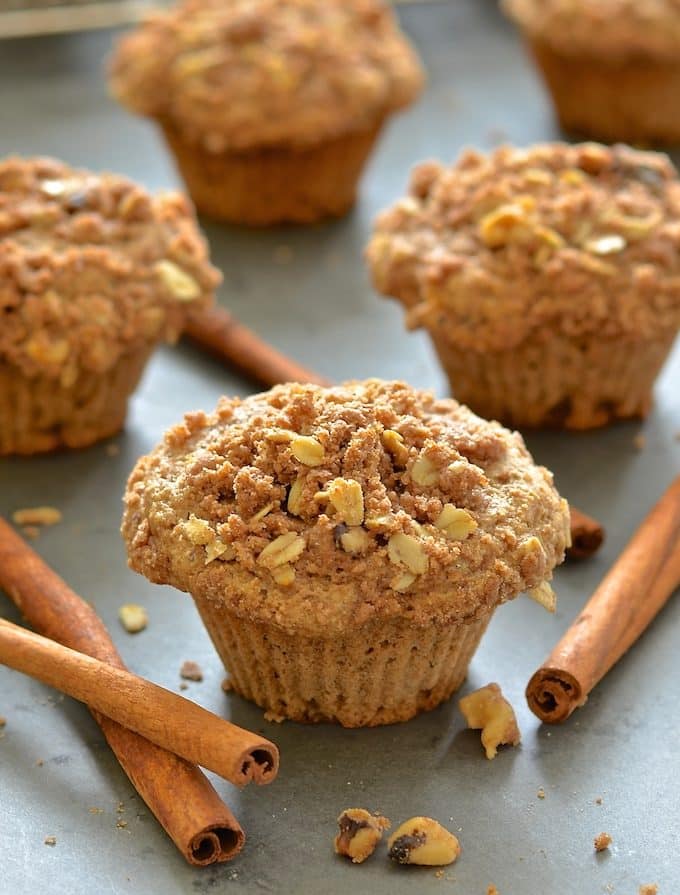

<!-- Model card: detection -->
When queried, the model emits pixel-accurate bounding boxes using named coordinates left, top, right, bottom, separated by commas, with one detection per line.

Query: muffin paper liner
left=160, top=120, right=384, bottom=226
left=431, top=331, right=677, bottom=430
left=194, top=593, right=493, bottom=727
left=0, top=345, right=153, bottom=455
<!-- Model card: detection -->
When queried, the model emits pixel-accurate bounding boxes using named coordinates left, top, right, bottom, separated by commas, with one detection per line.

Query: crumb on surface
left=106, top=443, right=121, bottom=457
left=459, top=683, right=521, bottom=759
left=537, top=788, right=546, bottom=799
left=118, top=603, right=148, bottom=633
left=35, top=758, right=44, bottom=767
left=0, top=716, right=5, bottom=728
left=595, top=797, right=603, bottom=805
left=12, top=506, right=62, bottom=527
left=633, top=433, right=647, bottom=450
left=221, top=677, right=233, bottom=693
left=21, top=525, right=40, bottom=540
left=639, top=885, right=658, bottom=895
left=179, top=660, right=203, bottom=682
left=594, top=832, right=613, bottom=852
left=44, top=836, right=56, bottom=846
left=179, top=682, right=188, bottom=691
left=116, top=819, right=128, bottom=829
left=264, top=709, right=286, bottom=723
left=487, top=886, right=500, bottom=895
left=88, top=807, right=103, bottom=815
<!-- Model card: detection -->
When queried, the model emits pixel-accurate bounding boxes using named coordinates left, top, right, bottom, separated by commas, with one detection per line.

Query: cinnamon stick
left=0, top=618, right=278, bottom=786
left=526, top=476, right=680, bottom=724
left=567, top=505, right=605, bottom=560
left=185, top=306, right=331, bottom=388
left=0, top=518, right=248, bottom=865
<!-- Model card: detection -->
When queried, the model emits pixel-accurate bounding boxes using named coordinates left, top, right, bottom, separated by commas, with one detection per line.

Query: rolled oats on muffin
left=367, top=143, right=680, bottom=429
left=122, top=379, right=569, bottom=727
left=108, top=0, right=424, bottom=225
left=0, top=156, right=219, bottom=455
left=503, top=0, right=680, bottom=145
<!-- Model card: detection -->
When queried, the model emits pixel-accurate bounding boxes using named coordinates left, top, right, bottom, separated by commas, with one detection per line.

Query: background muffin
left=367, top=143, right=680, bottom=429
left=109, top=0, right=424, bottom=225
left=122, top=379, right=569, bottom=727
left=0, top=156, right=219, bottom=455
left=503, top=0, right=680, bottom=145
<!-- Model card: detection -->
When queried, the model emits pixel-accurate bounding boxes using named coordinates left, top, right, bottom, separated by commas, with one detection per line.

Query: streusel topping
left=367, top=143, right=680, bottom=352
left=109, top=0, right=424, bottom=152
left=122, top=380, right=569, bottom=634
left=0, top=157, right=219, bottom=381
left=503, top=0, right=680, bottom=59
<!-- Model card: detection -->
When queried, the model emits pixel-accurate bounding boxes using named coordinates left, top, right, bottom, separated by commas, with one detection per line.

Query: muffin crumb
left=180, top=660, right=203, bottom=682
left=639, top=885, right=658, bottom=895
left=118, top=604, right=148, bottom=634
left=594, top=832, right=613, bottom=852
left=44, top=836, right=57, bottom=847
left=12, top=507, right=62, bottom=527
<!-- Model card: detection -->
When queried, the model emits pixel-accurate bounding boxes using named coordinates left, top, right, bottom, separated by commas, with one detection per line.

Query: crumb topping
left=367, top=143, right=680, bottom=352
left=503, top=0, right=680, bottom=59
left=0, top=157, right=219, bottom=380
left=122, top=380, right=569, bottom=635
left=109, top=0, right=424, bottom=152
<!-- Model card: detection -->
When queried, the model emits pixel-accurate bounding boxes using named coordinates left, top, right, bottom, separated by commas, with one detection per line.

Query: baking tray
left=1, top=3, right=679, bottom=893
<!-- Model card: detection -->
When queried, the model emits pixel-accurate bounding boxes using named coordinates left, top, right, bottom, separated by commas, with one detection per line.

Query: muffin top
left=122, top=380, right=569, bottom=636
left=0, top=157, right=219, bottom=383
left=108, top=0, right=424, bottom=152
left=367, top=143, right=680, bottom=352
left=503, top=0, right=680, bottom=59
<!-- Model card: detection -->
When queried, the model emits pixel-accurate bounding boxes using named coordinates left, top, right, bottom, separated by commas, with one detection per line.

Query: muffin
left=503, top=0, right=680, bottom=145
left=122, top=379, right=569, bottom=727
left=0, top=156, right=219, bottom=455
left=367, top=143, right=680, bottom=429
left=108, top=0, right=424, bottom=225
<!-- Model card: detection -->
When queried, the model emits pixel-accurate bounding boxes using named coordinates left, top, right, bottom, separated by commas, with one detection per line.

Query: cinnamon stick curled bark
left=0, top=518, right=249, bottom=865
left=567, top=505, right=605, bottom=560
left=0, top=618, right=278, bottom=786
left=526, top=476, right=680, bottom=724
left=185, top=306, right=331, bottom=388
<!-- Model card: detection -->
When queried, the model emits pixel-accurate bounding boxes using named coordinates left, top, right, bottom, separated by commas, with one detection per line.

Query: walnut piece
left=326, top=478, right=364, bottom=526
left=118, top=603, right=148, bottom=634
left=459, top=683, right=521, bottom=760
left=155, top=259, right=201, bottom=301
left=290, top=435, right=325, bottom=466
left=180, top=514, right=235, bottom=563
left=257, top=532, right=305, bottom=569
left=387, top=532, right=429, bottom=576
left=382, top=429, right=409, bottom=466
left=527, top=580, right=557, bottom=613
left=435, top=505, right=477, bottom=540
left=388, top=817, right=460, bottom=866
left=334, top=808, right=390, bottom=864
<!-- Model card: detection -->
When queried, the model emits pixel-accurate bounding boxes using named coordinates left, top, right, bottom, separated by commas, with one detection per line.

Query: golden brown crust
left=109, top=0, right=424, bottom=152
left=503, top=0, right=680, bottom=59
left=0, top=156, right=219, bottom=381
left=367, top=143, right=680, bottom=352
left=122, top=380, right=569, bottom=635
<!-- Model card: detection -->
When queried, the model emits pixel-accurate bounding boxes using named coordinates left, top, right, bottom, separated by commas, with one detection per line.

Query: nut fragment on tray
left=388, top=817, right=460, bottom=867
left=459, top=683, right=521, bottom=759
left=334, top=809, right=390, bottom=864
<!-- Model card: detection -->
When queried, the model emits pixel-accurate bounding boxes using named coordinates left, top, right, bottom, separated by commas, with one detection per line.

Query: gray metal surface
left=1, top=3, right=679, bottom=893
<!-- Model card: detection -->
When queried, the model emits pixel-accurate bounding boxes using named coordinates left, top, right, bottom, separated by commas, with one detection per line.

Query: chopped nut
left=267, top=429, right=296, bottom=443
left=364, top=514, right=393, bottom=530
left=459, top=683, right=521, bottom=760
left=118, top=604, right=148, bottom=634
left=180, top=514, right=234, bottom=563
left=180, top=660, right=203, bottom=682
left=435, top=505, right=477, bottom=540
left=527, top=580, right=557, bottom=613
left=340, top=527, right=370, bottom=554
left=12, top=506, right=62, bottom=527
left=560, top=168, right=586, bottom=186
left=257, top=532, right=305, bottom=569
left=633, top=433, right=646, bottom=451
left=388, top=817, right=460, bottom=867
left=249, top=502, right=275, bottom=524
left=537, top=788, right=546, bottom=800
left=382, top=429, right=409, bottom=466
left=287, top=476, right=305, bottom=516
left=585, top=234, right=626, bottom=255
left=411, top=455, right=439, bottom=487
left=387, top=532, right=429, bottom=576
left=271, top=564, right=296, bottom=586
left=155, top=259, right=201, bottom=301
left=479, top=202, right=531, bottom=248
left=392, top=571, right=416, bottom=592
left=326, top=478, right=364, bottom=526
left=116, top=819, right=128, bottom=829
left=594, top=832, right=612, bottom=852
left=334, top=808, right=390, bottom=864
left=44, top=836, right=57, bottom=847
left=290, top=435, right=325, bottom=467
